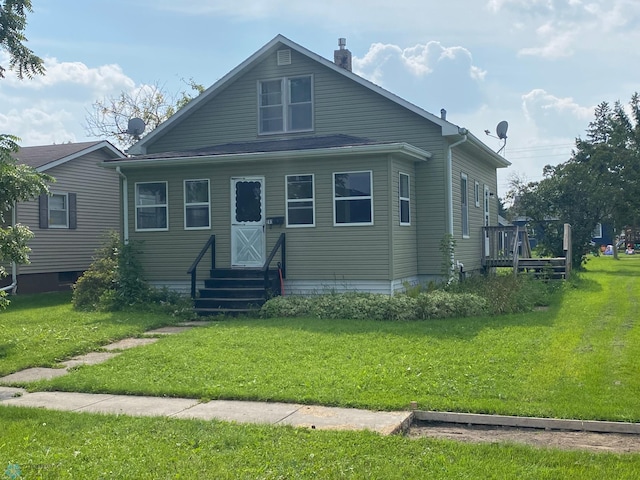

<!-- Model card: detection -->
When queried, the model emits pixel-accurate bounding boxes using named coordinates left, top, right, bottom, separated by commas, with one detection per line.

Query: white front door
left=231, top=177, right=265, bottom=267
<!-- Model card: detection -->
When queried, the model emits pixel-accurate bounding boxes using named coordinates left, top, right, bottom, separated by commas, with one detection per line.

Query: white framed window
left=334, top=171, right=373, bottom=226
left=184, top=179, right=210, bottom=230
left=461, top=173, right=469, bottom=238
left=399, top=172, right=410, bottom=226
left=592, top=223, right=603, bottom=238
left=474, top=181, right=480, bottom=207
left=258, top=75, right=313, bottom=134
left=48, top=193, right=69, bottom=228
left=135, top=181, right=168, bottom=231
left=286, top=174, right=315, bottom=227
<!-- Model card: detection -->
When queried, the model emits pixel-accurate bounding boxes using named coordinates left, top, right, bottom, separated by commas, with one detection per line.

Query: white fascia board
left=36, top=141, right=126, bottom=172
left=103, top=142, right=431, bottom=169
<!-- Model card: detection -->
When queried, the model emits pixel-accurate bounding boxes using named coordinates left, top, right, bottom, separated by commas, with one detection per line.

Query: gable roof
left=15, top=141, right=125, bottom=172
left=128, top=34, right=509, bottom=168
left=103, top=134, right=431, bottom=168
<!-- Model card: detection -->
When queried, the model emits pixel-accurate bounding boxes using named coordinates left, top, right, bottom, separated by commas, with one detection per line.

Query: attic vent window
left=277, top=49, right=292, bottom=66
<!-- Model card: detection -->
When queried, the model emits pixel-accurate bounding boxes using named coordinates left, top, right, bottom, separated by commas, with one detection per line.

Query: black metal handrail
left=262, top=233, right=285, bottom=293
left=187, top=235, right=216, bottom=299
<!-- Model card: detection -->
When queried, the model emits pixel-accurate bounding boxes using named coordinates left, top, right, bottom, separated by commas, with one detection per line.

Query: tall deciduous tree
left=84, top=79, right=205, bottom=150
left=1, top=1, right=50, bottom=306
left=509, top=95, right=640, bottom=268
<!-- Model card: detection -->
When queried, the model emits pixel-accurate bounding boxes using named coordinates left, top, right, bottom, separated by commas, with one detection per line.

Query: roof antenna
left=485, top=120, right=508, bottom=155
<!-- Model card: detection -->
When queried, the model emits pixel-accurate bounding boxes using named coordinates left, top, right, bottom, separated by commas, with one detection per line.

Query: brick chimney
left=334, top=38, right=352, bottom=72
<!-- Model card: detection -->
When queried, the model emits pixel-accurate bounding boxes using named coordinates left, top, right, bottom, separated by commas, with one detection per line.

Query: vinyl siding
left=141, top=45, right=447, bottom=281
left=16, top=150, right=120, bottom=274
left=123, top=153, right=401, bottom=283
left=451, top=143, right=499, bottom=272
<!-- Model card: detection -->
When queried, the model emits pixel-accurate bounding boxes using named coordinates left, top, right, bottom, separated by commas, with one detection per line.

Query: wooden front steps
left=193, top=268, right=279, bottom=316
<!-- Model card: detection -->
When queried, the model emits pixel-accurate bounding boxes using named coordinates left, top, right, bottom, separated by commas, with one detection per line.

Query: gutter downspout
left=116, top=167, right=129, bottom=244
left=446, top=128, right=468, bottom=279
left=446, top=128, right=468, bottom=237
left=1, top=206, right=18, bottom=294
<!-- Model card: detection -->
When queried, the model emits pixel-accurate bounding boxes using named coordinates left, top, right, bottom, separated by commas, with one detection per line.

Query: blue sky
left=2, top=0, right=639, bottom=195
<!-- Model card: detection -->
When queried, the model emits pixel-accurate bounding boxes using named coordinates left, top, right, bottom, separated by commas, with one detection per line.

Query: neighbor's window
left=184, top=179, right=210, bottom=229
left=39, top=193, right=76, bottom=230
left=592, top=223, right=603, bottom=238
left=399, top=172, right=410, bottom=225
left=474, top=181, right=480, bottom=207
left=48, top=193, right=69, bottom=228
left=334, top=171, right=373, bottom=225
left=259, top=75, right=313, bottom=134
left=136, top=182, right=168, bottom=231
left=461, top=173, right=469, bottom=237
left=286, top=174, right=315, bottom=227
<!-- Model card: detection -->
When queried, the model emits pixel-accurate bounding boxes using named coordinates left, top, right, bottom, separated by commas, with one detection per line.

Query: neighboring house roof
left=103, top=134, right=431, bottom=167
left=127, top=34, right=510, bottom=169
left=14, top=141, right=125, bottom=171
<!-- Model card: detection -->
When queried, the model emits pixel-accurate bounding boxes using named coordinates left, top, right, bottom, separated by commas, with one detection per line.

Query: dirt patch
left=408, top=421, right=640, bottom=453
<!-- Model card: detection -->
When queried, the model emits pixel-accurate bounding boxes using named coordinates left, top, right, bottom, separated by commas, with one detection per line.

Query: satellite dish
left=126, top=118, right=146, bottom=137
left=496, top=120, right=509, bottom=140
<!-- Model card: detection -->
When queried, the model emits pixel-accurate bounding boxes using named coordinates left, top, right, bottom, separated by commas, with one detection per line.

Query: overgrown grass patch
left=0, top=292, right=177, bottom=376
left=1, top=407, right=638, bottom=479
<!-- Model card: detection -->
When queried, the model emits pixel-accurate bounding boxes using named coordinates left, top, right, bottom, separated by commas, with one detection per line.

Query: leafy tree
left=0, top=0, right=44, bottom=79
left=1, top=1, right=49, bottom=307
left=509, top=95, right=640, bottom=268
left=0, top=135, right=52, bottom=306
left=84, top=78, right=205, bottom=149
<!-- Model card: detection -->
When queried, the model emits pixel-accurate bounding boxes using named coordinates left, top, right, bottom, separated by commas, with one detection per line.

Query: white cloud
left=518, top=29, right=575, bottom=58
left=353, top=41, right=485, bottom=86
left=0, top=55, right=144, bottom=146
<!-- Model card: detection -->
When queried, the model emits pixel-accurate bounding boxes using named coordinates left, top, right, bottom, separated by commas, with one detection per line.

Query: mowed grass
left=1, top=407, right=639, bottom=479
left=0, top=292, right=177, bottom=376
left=32, top=256, right=640, bottom=422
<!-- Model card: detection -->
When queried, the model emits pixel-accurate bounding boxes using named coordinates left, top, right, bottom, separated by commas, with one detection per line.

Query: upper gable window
left=259, top=75, right=313, bottom=134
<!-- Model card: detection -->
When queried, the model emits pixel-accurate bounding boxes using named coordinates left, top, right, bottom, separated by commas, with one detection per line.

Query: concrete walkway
left=0, top=387, right=412, bottom=435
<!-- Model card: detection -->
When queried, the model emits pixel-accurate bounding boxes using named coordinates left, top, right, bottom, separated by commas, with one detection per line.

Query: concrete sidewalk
left=0, top=387, right=412, bottom=435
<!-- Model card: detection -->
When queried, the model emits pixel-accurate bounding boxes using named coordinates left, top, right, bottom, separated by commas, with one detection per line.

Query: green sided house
left=2, top=141, right=124, bottom=294
left=102, top=35, right=510, bottom=313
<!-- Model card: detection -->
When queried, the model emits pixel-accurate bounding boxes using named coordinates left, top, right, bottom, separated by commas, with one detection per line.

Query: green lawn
left=26, top=255, right=640, bottom=422
left=1, top=406, right=639, bottom=479
left=0, top=292, right=177, bottom=376
left=1, top=257, right=640, bottom=477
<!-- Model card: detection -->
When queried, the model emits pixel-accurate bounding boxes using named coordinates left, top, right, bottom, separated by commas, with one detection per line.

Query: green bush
left=72, top=232, right=195, bottom=319
left=261, top=290, right=487, bottom=321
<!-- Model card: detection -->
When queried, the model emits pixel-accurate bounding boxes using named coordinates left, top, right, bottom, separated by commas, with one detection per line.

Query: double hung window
left=136, top=182, right=168, bottom=231
left=334, top=171, right=373, bottom=225
left=259, top=75, right=313, bottom=134
left=184, top=179, right=210, bottom=229
left=286, top=174, right=314, bottom=227
left=399, top=173, right=410, bottom=225
left=461, top=173, right=469, bottom=237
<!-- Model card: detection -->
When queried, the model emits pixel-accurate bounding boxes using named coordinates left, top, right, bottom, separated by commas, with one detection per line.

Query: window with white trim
left=461, top=173, right=469, bottom=237
left=592, top=223, right=603, bottom=238
left=286, top=174, right=315, bottom=227
left=136, top=182, right=168, bottom=231
left=334, top=171, right=373, bottom=225
left=474, top=181, right=480, bottom=207
left=184, top=179, right=210, bottom=229
left=399, top=172, right=410, bottom=225
left=259, top=75, right=313, bottom=134
left=48, top=193, right=69, bottom=228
